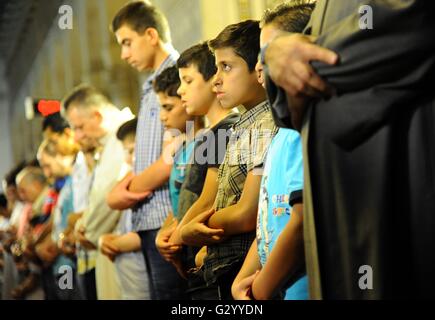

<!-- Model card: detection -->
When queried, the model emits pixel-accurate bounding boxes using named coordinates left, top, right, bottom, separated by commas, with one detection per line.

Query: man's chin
left=80, top=145, right=96, bottom=153
left=135, top=64, right=146, bottom=72
left=219, top=100, right=233, bottom=109
left=186, top=106, right=200, bottom=116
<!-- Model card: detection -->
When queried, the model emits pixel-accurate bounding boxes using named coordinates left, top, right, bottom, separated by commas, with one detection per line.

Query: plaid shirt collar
left=233, top=100, right=270, bottom=130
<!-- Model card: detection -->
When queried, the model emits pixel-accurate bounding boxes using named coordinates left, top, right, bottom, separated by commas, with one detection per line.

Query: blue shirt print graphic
left=256, top=128, right=308, bottom=300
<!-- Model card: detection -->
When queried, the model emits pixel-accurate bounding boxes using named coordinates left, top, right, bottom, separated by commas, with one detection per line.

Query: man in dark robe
left=264, top=0, right=435, bottom=299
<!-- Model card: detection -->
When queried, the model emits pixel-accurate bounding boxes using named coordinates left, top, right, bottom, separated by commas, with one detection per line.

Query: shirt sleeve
left=206, top=123, right=234, bottom=169
left=82, top=137, right=124, bottom=246
left=311, top=0, right=435, bottom=149
left=247, top=117, right=278, bottom=173
left=267, top=1, right=435, bottom=150
left=289, top=190, right=303, bottom=206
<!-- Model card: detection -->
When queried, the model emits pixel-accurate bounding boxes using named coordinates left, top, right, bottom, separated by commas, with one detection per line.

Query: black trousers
left=76, top=268, right=96, bottom=300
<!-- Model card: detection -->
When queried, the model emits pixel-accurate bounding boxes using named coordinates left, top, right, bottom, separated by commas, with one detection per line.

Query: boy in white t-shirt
left=99, top=118, right=151, bottom=300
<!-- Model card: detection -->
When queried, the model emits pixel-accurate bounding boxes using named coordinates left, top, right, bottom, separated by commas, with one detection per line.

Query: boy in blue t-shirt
left=154, top=66, right=204, bottom=283
left=232, top=127, right=307, bottom=300
left=231, top=2, right=315, bottom=300
left=257, top=128, right=307, bottom=299
left=153, top=66, right=204, bottom=222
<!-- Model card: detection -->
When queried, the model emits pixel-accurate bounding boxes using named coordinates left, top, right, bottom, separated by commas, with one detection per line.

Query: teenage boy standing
left=181, top=20, right=278, bottom=299
left=111, top=1, right=183, bottom=299
left=155, top=43, right=240, bottom=299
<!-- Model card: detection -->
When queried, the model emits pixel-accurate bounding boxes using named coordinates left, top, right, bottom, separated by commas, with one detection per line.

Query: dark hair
left=42, top=112, right=69, bottom=133
left=117, top=118, right=138, bottom=141
left=3, top=161, right=26, bottom=187
left=177, top=42, right=217, bottom=81
left=0, top=193, right=7, bottom=209
left=62, top=84, right=111, bottom=113
left=208, top=20, right=260, bottom=72
left=27, top=158, right=41, bottom=168
left=153, top=66, right=180, bottom=97
left=261, top=1, right=316, bottom=32
left=111, top=0, right=171, bottom=43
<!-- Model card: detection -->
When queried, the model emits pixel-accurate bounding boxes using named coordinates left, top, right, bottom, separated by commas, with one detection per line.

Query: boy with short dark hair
left=111, top=0, right=171, bottom=46
left=180, top=20, right=278, bottom=299
left=111, top=0, right=180, bottom=300
left=155, top=42, right=240, bottom=299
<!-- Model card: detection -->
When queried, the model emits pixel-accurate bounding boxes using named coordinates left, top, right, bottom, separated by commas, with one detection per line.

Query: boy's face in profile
left=39, top=152, right=71, bottom=182
left=43, top=129, right=79, bottom=157
left=3, top=183, right=19, bottom=204
left=115, top=24, right=156, bottom=72
left=213, top=47, right=264, bottom=109
left=122, top=135, right=135, bottom=166
left=256, top=24, right=285, bottom=88
left=17, top=180, right=43, bottom=204
left=157, top=92, right=193, bottom=132
left=178, top=64, right=216, bottom=116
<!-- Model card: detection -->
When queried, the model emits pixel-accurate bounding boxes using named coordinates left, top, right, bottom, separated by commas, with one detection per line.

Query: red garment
left=31, top=188, right=59, bottom=238
left=42, top=188, right=58, bottom=215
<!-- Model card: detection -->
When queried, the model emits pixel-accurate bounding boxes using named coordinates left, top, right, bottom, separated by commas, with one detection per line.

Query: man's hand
left=194, top=246, right=207, bottom=268
left=266, top=34, right=338, bottom=98
left=58, top=232, right=76, bottom=258
left=232, top=271, right=260, bottom=300
left=6, top=225, right=17, bottom=236
left=75, top=226, right=96, bottom=250
left=156, top=222, right=182, bottom=262
left=34, top=235, right=59, bottom=266
left=167, top=225, right=183, bottom=246
left=180, top=209, right=225, bottom=246
left=3, top=236, right=16, bottom=253
left=287, top=93, right=309, bottom=131
left=11, top=286, right=26, bottom=300
left=98, top=234, right=120, bottom=261
left=107, top=172, right=153, bottom=210
left=23, top=243, right=37, bottom=261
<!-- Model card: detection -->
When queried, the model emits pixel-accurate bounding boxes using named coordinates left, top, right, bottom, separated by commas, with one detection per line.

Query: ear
left=146, top=27, right=160, bottom=46
left=64, top=127, right=73, bottom=137
left=92, top=109, right=103, bottom=124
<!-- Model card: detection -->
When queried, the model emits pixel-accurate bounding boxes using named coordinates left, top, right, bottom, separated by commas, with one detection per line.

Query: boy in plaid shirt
left=181, top=20, right=277, bottom=299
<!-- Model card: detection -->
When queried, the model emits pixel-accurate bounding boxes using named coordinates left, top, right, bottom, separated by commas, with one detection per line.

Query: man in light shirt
left=62, top=84, right=133, bottom=300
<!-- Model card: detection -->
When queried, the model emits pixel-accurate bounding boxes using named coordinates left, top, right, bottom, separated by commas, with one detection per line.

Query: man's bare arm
left=128, top=156, right=172, bottom=193
left=207, top=172, right=262, bottom=236
left=169, top=168, right=219, bottom=245
left=128, top=132, right=180, bottom=193
left=232, top=240, right=262, bottom=300
left=251, top=203, right=304, bottom=300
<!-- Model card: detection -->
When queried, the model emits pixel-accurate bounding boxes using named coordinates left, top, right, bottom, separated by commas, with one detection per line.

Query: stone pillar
left=0, top=61, right=13, bottom=189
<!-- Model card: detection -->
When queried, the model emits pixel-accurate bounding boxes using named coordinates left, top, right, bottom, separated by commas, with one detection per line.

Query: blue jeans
left=190, top=262, right=242, bottom=300
left=137, top=229, right=187, bottom=300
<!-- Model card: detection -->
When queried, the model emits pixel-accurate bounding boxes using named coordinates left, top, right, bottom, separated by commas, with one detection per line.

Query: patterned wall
left=4, top=0, right=294, bottom=166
